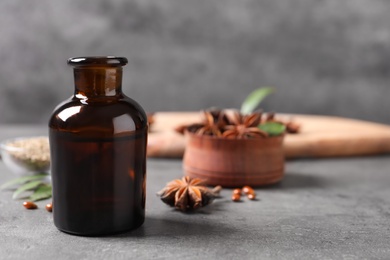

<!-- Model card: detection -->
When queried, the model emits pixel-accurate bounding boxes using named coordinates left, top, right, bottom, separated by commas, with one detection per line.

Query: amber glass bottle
left=48, top=57, right=147, bottom=236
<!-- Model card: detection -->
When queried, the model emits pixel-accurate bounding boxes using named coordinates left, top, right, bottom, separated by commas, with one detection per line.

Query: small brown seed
left=231, top=193, right=241, bottom=202
left=233, top=188, right=242, bottom=195
left=45, top=203, right=53, bottom=212
left=247, top=193, right=256, bottom=200
left=242, top=186, right=254, bottom=195
left=23, top=201, right=37, bottom=210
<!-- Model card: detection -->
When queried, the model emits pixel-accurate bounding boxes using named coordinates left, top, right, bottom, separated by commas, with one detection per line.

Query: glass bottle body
left=48, top=57, right=147, bottom=236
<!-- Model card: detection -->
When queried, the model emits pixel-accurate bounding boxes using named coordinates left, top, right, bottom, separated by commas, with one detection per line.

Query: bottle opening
left=67, top=56, right=128, bottom=67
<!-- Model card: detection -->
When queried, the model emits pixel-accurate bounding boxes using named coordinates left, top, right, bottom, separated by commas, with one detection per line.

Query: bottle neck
left=73, top=67, right=123, bottom=98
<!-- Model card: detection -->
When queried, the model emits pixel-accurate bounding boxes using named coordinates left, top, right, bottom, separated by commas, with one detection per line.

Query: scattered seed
left=23, top=201, right=37, bottom=210
left=233, top=188, right=242, bottom=195
left=45, top=203, right=53, bottom=212
left=231, top=186, right=258, bottom=203
left=242, top=186, right=254, bottom=195
left=242, top=186, right=257, bottom=200
left=231, top=193, right=241, bottom=202
left=247, top=193, right=256, bottom=200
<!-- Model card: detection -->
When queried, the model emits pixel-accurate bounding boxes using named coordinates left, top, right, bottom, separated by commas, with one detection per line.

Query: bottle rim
left=67, top=56, right=128, bottom=67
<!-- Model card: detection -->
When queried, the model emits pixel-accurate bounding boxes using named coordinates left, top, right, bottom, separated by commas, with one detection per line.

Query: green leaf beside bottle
left=1, top=173, right=52, bottom=201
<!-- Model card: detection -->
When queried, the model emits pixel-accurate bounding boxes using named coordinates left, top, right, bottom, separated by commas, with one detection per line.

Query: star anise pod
left=177, top=110, right=228, bottom=136
left=264, top=112, right=275, bottom=122
left=222, top=110, right=268, bottom=139
left=157, top=176, right=222, bottom=212
left=225, top=110, right=262, bottom=127
left=195, top=110, right=228, bottom=136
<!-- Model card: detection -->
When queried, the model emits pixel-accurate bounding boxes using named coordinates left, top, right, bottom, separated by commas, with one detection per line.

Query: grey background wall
left=0, top=0, right=389, bottom=124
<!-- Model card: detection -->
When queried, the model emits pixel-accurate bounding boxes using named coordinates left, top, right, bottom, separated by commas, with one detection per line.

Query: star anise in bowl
left=222, top=110, right=268, bottom=139
left=180, top=110, right=228, bottom=137
left=157, top=176, right=222, bottom=212
left=176, top=108, right=300, bottom=139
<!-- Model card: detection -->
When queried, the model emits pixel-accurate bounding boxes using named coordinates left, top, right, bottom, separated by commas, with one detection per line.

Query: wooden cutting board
left=147, top=112, right=390, bottom=159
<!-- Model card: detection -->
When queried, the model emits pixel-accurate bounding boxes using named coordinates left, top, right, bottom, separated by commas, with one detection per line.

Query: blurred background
left=0, top=0, right=389, bottom=124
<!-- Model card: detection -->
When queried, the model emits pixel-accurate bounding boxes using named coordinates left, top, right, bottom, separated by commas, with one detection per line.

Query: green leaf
left=12, top=180, right=45, bottom=200
left=1, top=173, right=48, bottom=190
left=259, top=122, right=286, bottom=136
left=29, top=185, right=52, bottom=202
left=240, top=87, right=274, bottom=115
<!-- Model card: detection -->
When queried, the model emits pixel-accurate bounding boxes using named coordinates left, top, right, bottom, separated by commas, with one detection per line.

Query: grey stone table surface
left=0, top=125, right=390, bottom=260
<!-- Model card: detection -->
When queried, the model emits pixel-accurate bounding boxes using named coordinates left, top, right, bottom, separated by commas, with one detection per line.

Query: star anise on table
left=222, top=110, right=268, bottom=139
left=157, top=176, right=222, bottom=212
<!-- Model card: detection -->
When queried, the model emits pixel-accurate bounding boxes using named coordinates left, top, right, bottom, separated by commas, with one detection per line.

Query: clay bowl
left=183, top=132, right=285, bottom=187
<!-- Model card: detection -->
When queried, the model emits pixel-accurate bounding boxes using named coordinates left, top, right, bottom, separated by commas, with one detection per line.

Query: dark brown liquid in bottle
left=49, top=57, right=147, bottom=236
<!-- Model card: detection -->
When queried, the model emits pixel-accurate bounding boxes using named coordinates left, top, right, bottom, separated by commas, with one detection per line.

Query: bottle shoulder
left=49, top=96, right=147, bottom=134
